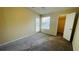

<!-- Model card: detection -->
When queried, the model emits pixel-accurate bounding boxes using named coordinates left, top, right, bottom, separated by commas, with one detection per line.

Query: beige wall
left=0, top=8, right=39, bottom=44
left=0, top=8, right=4, bottom=43
left=72, top=16, right=79, bottom=51
left=0, top=8, right=2, bottom=40
left=50, top=15, right=58, bottom=35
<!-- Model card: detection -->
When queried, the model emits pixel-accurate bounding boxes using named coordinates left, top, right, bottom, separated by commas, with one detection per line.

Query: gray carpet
left=0, top=33, right=73, bottom=51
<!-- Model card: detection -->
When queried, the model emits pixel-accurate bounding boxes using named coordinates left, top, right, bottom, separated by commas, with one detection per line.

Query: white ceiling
left=29, top=7, right=72, bottom=15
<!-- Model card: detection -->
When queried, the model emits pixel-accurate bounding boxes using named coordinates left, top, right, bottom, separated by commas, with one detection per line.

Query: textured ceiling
left=29, top=7, right=72, bottom=15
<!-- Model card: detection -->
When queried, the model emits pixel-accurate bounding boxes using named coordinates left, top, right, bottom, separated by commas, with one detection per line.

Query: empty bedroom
left=0, top=7, right=79, bottom=51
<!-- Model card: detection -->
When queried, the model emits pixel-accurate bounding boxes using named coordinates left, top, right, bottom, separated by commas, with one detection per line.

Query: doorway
left=57, top=15, right=66, bottom=36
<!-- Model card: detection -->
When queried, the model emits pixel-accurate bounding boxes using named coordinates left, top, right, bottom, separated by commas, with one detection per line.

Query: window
left=41, top=16, right=50, bottom=29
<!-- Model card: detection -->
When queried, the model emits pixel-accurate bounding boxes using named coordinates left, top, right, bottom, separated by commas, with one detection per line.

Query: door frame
left=57, top=15, right=66, bottom=36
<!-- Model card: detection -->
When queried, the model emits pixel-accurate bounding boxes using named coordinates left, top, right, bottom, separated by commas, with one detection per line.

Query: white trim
left=0, top=36, right=26, bottom=47
left=0, top=33, right=37, bottom=47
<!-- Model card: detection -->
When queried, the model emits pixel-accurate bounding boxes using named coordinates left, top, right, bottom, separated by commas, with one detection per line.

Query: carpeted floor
left=0, top=33, right=73, bottom=51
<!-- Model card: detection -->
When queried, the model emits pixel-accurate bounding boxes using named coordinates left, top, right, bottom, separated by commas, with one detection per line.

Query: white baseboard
left=0, top=33, right=37, bottom=47
left=0, top=36, right=26, bottom=47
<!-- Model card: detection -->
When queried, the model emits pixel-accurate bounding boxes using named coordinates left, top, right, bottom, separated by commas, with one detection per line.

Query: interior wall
left=0, top=7, right=39, bottom=44
left=72, top=16, right=79, bottom=51
left=57, top=16, right=66, bottom=34
left=0, top=8, right=3, bottom=42
left=0, top=8, right=4, bottom=43
left=0, top=8, right=2, bottom=40
left=50, top=15, right=58, bottom=36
